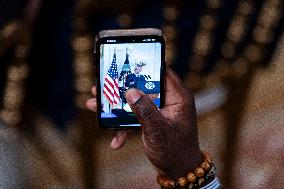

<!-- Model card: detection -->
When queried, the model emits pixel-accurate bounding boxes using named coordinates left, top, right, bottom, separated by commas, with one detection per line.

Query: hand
left=124, top=69, right=202, bottom=179
left=86, top=68, right=202, bottom=178
left=86, top=86, right=128, bottom=150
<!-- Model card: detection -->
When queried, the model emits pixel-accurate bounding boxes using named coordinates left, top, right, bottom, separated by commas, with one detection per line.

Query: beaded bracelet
left=157, top=150, right=216, bottom=189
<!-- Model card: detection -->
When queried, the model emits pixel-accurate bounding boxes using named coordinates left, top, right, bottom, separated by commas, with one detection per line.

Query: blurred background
left=0, top=0, right=283, bottom=188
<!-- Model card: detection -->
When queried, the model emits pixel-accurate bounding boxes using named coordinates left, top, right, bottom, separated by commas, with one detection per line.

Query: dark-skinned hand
left=86, top=68, right=202, bottom=179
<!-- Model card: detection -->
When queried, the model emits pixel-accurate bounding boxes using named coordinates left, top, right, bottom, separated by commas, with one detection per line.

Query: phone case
left=94, top=28, right=165, bottom=130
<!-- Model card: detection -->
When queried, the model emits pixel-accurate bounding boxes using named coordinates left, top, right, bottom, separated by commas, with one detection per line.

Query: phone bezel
left=95, top=33, right=165, bottom=130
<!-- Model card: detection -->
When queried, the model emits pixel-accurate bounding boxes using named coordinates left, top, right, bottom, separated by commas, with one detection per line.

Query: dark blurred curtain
left=26, top=0, right=76, bottom=129
left=0, top=0, right=26, bottom=109
left=88, top=0, right=283, bottom=78
left=1, top=0, right=283, bottom=129
left=0, top=0, right=26, bottom=28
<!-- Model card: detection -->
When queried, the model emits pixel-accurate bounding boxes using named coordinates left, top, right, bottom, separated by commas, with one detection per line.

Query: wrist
left=158, top=148, right=202, bottom=179
left=157, top=150, right=216, bottom=189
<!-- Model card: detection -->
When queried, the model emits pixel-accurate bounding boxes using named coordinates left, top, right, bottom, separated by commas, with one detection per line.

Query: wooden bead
left=188, top=183, right=195, bottom=189
left=157, top=151, right=214, bottom=188
left=157, top=175, right=165, bottom=185
left=194, top=167, right=204, bottom=177
left=202, top=150, right=212, bottom=164
left=178, top=177, right=187, bottom=187
left=197, top=178, right=205, bottom=186
left=186, top=172, right=197, bottom=183
left=200, top=161, right=211, bottom=172
left=163, top=179, right=176, bottom=189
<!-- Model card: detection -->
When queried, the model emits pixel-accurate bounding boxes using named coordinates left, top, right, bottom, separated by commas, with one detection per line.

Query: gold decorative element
left=73, top=2, right=95, bottom=110
left=116, top=14, right=133, bottom=28
left=206, top=0, right=222, bottom=10
left=0, top=21, right=30, bottom=126
left=162, top=4, right=180, bottom=65
left=163, top=7, right=179, bottom=22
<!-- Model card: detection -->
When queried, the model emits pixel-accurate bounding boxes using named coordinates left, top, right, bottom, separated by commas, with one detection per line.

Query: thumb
left=124, top=88, right=167, bottom=138
left=125, top=88, right=161, bottom=125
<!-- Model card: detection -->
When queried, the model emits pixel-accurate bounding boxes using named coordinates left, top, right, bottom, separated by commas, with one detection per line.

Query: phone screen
left=97, top=36, right=164, bottom=129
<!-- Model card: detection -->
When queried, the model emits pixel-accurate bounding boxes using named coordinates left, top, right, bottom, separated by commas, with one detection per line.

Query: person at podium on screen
left=125, top=62, right=146, bottom=89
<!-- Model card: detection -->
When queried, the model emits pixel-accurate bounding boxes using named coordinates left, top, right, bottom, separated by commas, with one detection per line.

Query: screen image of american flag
left=103, top=51, right=120, bottom=108
left=100, top=43, right=161, bottom=117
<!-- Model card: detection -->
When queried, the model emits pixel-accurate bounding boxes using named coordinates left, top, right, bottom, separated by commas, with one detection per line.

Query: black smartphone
left=94, top=28, right=165, bottom=129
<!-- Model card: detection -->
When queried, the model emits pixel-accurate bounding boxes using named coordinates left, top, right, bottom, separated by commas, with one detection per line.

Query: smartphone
left=94, top=28, right=165, bottom=129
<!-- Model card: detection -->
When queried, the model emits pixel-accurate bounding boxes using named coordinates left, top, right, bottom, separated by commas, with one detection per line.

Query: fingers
left=165, top=69, right=190, bottom=103
left=86, top=86, right=97, bottom=111
left=86, top=98, right=97, bottom=112
left=159, top=68, right=195, bottom=121
left=110, top=131, right=128, bottom=150
left=91, top=86, right=97, bottom=96
left=87, top=86, right=128, bottom=150
left=164, top=68, right=194, bottom=106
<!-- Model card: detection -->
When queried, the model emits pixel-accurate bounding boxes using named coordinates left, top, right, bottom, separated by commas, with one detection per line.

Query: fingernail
left=125, top=88, right=143, bottom=104
left=110, top=137, right=118, bottom=148
left=91, top=86, right=97, bottom=94
left=86, top=99, right=96, bottom=110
